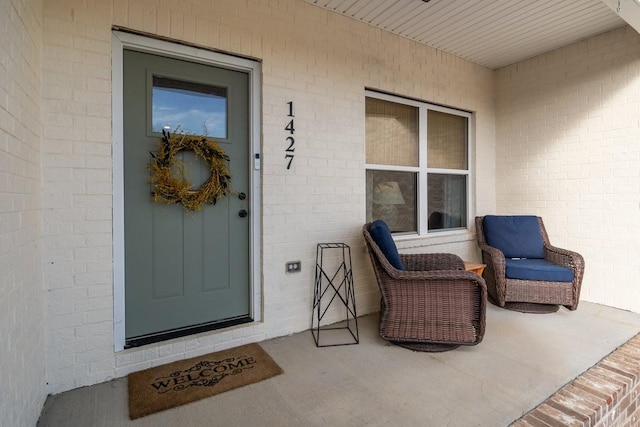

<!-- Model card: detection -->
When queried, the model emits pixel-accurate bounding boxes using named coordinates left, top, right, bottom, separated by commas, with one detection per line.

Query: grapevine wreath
left=149, top=129, right=233, bottom=212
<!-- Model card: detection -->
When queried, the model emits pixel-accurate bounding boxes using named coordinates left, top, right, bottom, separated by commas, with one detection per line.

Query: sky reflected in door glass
left=152, top=76, right=227, bottom=138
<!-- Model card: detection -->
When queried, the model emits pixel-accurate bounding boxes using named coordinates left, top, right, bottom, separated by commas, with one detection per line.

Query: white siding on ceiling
left=304, top=0, right=626, bottom=68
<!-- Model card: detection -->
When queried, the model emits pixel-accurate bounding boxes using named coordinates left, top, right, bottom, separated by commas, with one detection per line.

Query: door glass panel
left=152, top=76, right=227, bottom=138
left=366, top=170, right=417, bottom=233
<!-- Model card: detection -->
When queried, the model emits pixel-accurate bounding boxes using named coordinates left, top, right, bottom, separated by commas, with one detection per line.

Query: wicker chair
left=475, top=216, right=584, bottom=313
left=363, top=222, right=487, bottom=352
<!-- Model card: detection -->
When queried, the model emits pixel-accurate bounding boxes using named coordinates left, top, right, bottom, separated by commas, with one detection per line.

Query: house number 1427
left=285, top=101, right=295, bottom=169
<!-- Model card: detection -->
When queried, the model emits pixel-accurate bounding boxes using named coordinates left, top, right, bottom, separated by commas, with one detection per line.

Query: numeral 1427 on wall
left=285, top=101, right=295, bottom=169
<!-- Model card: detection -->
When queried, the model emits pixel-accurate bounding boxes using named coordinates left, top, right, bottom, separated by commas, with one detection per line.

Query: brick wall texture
left=0, top=0, right=46, bottom=426
left=496, top=27, right=640, bottom=314
left=513, top=333, right=640, bottom=427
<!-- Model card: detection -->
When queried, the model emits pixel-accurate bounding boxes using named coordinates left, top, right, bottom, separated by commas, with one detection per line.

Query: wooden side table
left=464, top=261, right=486, bottom=276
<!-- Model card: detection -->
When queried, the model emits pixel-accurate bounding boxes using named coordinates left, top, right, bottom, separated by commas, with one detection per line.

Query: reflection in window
left=427, top=174, right=467, bottom=231
left=152, top=76, right=227, bottom=138
left=366, top=170, right=417, bottom=233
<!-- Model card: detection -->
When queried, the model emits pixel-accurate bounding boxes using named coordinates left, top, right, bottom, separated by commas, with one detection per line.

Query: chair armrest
left=400, top=253, right=465, bottom=271
left=390, top=269, right=487, bottom=286
left=544, top=244, right=585, bottom=274
left=380, top=270, right=487, bottom=318
left=476, top=242, right=506, bottom=277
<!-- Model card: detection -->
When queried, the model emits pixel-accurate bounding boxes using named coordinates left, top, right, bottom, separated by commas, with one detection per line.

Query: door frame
left=111, top=31, right=262, bottom=352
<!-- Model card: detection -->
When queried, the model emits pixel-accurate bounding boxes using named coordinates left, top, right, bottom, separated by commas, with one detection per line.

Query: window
left=365, top=91, right=471, bottom=234
left=152, top=76, right=227, bottom=137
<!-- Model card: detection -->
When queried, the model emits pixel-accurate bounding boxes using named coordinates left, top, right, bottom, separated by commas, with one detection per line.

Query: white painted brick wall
left=496, top=26, right=640, bottom=313
left=41, top=0, right=495, bottom=394
left=41, top=0, right=116, bottom=394
left=0, top=0, right=46, bottom=426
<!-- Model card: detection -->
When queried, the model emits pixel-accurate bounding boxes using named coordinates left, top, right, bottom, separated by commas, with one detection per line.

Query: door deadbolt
left=238, top=192, right=247, bottom=200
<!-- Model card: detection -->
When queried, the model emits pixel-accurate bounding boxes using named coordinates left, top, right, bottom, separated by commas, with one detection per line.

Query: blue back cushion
left=483, top=215, right=545, bottom=259
left=369, top=220, right=404, bottom=270
left=505, top=259, right=574, bottom=282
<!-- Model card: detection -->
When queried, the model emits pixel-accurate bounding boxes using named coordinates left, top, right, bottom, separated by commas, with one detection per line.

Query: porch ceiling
left=302, top=0, right=627, bottom=69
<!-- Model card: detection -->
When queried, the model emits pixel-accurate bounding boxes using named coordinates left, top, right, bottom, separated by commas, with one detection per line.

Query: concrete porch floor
left=37, top=301, right=640, bottom=427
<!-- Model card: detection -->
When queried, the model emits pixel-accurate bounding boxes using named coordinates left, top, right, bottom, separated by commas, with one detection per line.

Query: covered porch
left=38, top=301, right=640, bottom=426
left=3, top=0, right=640, bottom=425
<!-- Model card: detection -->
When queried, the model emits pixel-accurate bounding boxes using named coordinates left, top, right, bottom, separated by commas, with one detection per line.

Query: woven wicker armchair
left=475, top=216, right=584, bottom=313
left=363, top=222, right=487, bottom=352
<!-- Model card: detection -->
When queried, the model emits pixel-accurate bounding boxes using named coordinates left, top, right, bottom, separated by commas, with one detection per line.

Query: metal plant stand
left=311, top=243, right=359, bottom=347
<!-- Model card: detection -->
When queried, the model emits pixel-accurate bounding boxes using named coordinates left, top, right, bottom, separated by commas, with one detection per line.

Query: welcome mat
left=128, top=343, right=283, bottom=420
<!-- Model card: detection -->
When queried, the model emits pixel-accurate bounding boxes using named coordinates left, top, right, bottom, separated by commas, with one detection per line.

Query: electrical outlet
left=286, top=261, right=301, bottom=273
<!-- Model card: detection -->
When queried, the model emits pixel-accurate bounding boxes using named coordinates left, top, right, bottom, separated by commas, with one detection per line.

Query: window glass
left=152, top=76, right=227, bottom=138
left=366, top=170, right=417, bottom=233
left=365, top=92, right=471, bottom=235
left=365, top=97, right=418, bottom=167
left=427, top=174, right=467, bottom=231
left=427, top=110, right=467, bottom=170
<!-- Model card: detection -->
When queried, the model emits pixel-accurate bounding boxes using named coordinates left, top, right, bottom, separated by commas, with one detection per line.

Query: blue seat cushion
left=505, top=258, right=574, bottom=282
left=483, top=215, right=545, bottom=259
left=369, top=220, right=404, bottom=270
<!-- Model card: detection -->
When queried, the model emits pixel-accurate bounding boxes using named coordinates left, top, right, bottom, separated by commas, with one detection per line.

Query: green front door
left=123, top=49, right=251, bottom=346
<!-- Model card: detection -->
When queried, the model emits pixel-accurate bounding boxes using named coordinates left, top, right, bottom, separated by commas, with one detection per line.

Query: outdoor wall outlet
left=286, top=261, right=301, bottom=273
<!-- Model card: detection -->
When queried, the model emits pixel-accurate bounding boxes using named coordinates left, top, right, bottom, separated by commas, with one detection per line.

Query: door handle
left=238, top=209, right=248, bottom=218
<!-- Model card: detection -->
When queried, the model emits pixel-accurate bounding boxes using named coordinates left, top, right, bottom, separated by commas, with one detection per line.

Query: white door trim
left=111, top=31, right=262, bottom=352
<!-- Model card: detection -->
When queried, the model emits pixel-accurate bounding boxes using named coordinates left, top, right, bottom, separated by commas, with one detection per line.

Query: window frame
left=365, top=89, right=473, bottom=236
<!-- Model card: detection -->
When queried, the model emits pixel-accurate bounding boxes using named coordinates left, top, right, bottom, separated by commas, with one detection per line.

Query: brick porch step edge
left=512, top=333, right=640, bottom=427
